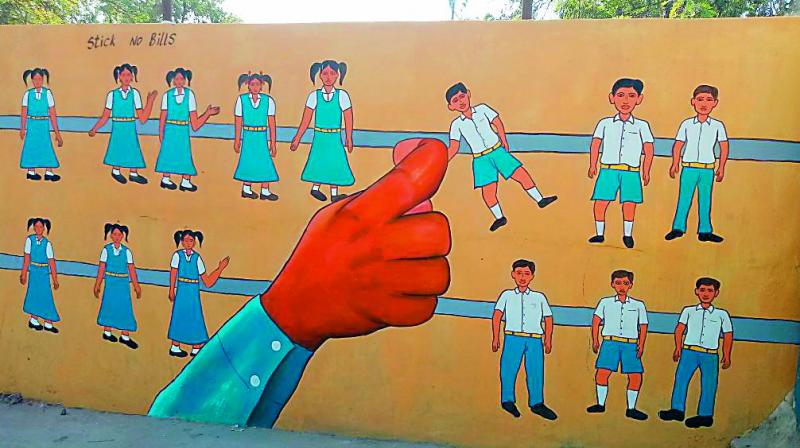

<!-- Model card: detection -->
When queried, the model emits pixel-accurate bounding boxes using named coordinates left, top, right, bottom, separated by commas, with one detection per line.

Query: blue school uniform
left=97, top=244, right=137, bottom=331
left=300, top=90, right=354, bottom=186
left=22, top=235, right=59, bottom=322
left=167, top=251, right=209, bottom=345
left=20, top=88, right=59, bottom=169
left=233, top=93, right=279, bottom=183
left=103, top=89, right=146, bottom=169
left=155, top=88, right=197, bottom=176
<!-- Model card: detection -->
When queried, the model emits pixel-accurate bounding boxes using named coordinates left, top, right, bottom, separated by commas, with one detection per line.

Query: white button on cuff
left=271, top=340, right=282, bottom=352
left=250, top=375, right=260, bottom=387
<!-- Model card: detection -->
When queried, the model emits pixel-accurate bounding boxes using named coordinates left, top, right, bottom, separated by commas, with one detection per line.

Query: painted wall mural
left=0, top=18, right=799, bottom=448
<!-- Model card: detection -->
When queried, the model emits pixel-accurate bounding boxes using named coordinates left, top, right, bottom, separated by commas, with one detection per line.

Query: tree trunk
left=522, top=0, right=534, bottom=19
left=162, top=0, right=172, bottom=22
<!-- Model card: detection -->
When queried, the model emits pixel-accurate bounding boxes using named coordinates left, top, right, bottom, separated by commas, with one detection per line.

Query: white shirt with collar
left=161, top=88, right=197, bottom=112
left=592, top=114, right=655, bottom=168
left=24, top=237, right=54, bottom=259
left=678, top=304, right=733, bottom=350
left=105, top=87, right=143, bottom=110
left=675, top=116, right=728, bottom=164
left=494, top=288, right=553, bottom=334
left=234, top=94, right=276, bottom=117
left=449, top=104, right=501, bottom=154
left=99, top=245, right=134, bottom=264
left=305, top=86, right=352, bottom=110
left=21, top=88, right=55, bottom=107
left=594, top=295, right=648, bottom=339
left=170, top=250, right=206, bottom=274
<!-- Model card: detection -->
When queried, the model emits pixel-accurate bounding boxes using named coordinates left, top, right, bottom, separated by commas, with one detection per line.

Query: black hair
left=309, top=60, right=347, bottom=85
left=511, top=259, right=536, bottom=273
left=166, top=67, right=193, bottom=86
left=104, top=223, right=129, bottom=241
left=693, top=84, right=719, bottom=100
left=23, top=68, right=50, bottom=86
left=237, top=72, right=272, bottom=92
left=696, top=277, right=721, bottom=290
left=174, top=229, right=204, bottom=247
left=611, top=269, right=634, bottom=283
left=611, top=78, right=644, bottom=95
left=445, top=82, right=468, bottom=103
left=27, top=217, right=51, bottom=234
left=113, top=63, right=139, bottom=83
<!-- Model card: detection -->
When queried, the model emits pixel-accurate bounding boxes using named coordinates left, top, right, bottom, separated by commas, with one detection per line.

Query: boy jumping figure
left=665, top=85, right=729, bottom=243
left=492, top=259, right=557, bottom=421
left=588, top=78, right=654, bottom=249
left=446, top=83, right=557, bottom=232
left=587, top=270, right=649, bottom=420
left=659, top=277, right=733, bottom=429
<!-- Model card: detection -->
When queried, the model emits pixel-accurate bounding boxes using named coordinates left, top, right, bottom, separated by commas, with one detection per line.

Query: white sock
left=596, top=384, right=608, bottom=406
left=112, top=169, right=121, bottom=175
left=331, top=186, right=339, bottom=196
left=243, top=184, right=253, bottom=194
left=29, top=317, right=40, bottom=326
left=103, top=330, right=111, bottom=337
left=180, top=178, right=192, bottom=187
left=44, top=322, right=53, bottom=329
left=170, top=345, right=182, bottom=353
left=312, top=185, right=320, bottom=191
left=261, top=187, right=272, bottom=195
left=526, top=186, right=543, bottom=202
left=28, top=169, right=35, bottom=175
left=130, top=171, right=140, bottom=177
left=595, top=221, right=605, bottom=236
left=45, top=170, right=55, bottom=176
left=121, top=334, right=130, bottom=341
left=626, top=389, right=639, bottom=409
left=623, top=220, right=634, bottom=237
left=191, top=347, right=200, bottom=355
left=489, top=203, right=504, bottom=220
left=161, top=176, right=173, bottom=185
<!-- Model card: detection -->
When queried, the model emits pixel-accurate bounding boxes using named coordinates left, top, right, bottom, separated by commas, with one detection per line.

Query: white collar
left=695, top=303, right=715, bottom=313
left=119, top=86, right=131, bottom=92
left=613, top=114, right=635, bottom=124
left=174, top=87, right=186, bottom=96
left=514, top=288, right=531, bottom=295
left=614, top=295, right=632, bottom=303
left=459, top=107, right=477, bottom=121
left=321, top=85, right=337, bottom=95
left=692, top=115, right=713, bottom=125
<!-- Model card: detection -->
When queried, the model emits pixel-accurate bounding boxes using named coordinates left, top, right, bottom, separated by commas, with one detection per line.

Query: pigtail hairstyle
left=104, top=223, right=130, bottom=241
left=237, top=72, right=273, bottom=92
left=166, top=67, right=193, bottom=87
left=309, top=60, right=347, bottom=85
left=174, top=229, right=204, bottom=247
left=22, top=68, right=50, bottom=86
left=27, top=217, right=52, bottom=234
left=113, top=63, right=139, bottom=83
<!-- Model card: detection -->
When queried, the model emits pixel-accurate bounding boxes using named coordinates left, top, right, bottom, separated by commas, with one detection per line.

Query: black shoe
left=111, top=172, right=128, bottom=184
left=129, top=174, right=148, bottom=184
left=44, top=173, right=61, bottom=182
left=119, top=338, right=139, bottom=350
left=698, top=233, right=724, bottom=243
left=586, top=404, right=605, bottom=413
left=44, top=325, right=59, bottom=334
left=625, top=409, right=648, bottom=420
left=310, top=190, right=327, bottom=201
left=160, top=180, right=178, bottom=190
left=501, top=402, right=521, bottom=418
left=537, top=195, right=558, bottom=209
left=658, top=409, right=685, bottom=422
left=179, top=183, right=197, bottom=192
left=685, top=415, right=713, bottom=428
left=102, top=333, right=118, bottom=343
left=28, top=321, right=43, bottom=331
left=489, top=217, right=508, bottom=232
left=530, top=403, right=558, bottom=420
left=664, top=230, right=684, bottom=241
left=241, top=190, right=258, bottom=199
left=259, top=193, right=279, bottom=201
left=169, top=348, right=188, bottom=358
left=26, top=172, right=42, bottom=181
left=331, top=194, right=348, bottom=203
left=623, top=236, right=635, bottom=248
left=588, top=235, right=605, bottom=244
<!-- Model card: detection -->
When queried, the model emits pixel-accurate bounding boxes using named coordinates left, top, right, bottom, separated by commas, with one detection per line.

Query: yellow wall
left=1, top=18, right=799, bottom=448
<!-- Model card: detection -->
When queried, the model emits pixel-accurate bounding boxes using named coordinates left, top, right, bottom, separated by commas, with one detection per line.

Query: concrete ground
left=0, top=395, right=448, bottom=448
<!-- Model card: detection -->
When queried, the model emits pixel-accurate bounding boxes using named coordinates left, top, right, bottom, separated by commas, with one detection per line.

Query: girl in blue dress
left=156, top=67, right=220, bottom=192
left=290, top=60, right=355, bottom=203
left=233, top=72, right=279, bottom=201
left=20, top=68, right=63, bottom=182
left=166, top=229, right=230, bottom=358
left=93, top=223, right=142, bottom=350
left=20, top=218, right=60, bottom=333
left=88, top=63, right=158, bottom=185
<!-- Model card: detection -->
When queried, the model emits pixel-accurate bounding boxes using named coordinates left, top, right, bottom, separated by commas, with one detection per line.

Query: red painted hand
left=263, top=138, right=451, bottom=350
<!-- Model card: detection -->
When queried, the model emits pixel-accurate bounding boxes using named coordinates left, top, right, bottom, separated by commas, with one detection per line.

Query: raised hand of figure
left=392, top=139, right=434, bottom=214
left=147, top=90, right=158, bottom=103
left=217, top=256, right=230, bottom=271
left=263, top=138, right=451, bottom=350
left=206, top=105, right=220, bottom=116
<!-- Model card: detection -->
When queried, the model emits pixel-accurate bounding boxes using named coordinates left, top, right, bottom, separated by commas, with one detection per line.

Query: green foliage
left=553, top=0, right=797, bottom=18
left=0, top=0, right=239, bottom=24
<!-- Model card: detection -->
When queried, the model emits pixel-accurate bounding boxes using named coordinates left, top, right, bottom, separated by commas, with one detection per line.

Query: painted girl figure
left=167, top=229, right=230, bottom=358
left=88, top=63, right=158, bottom=185
left=20, top=218, right=60, bottom=333
left=20, top=68, right=63, bottom=182
left=93, top=223, right=142, bottom=350
left=155, top=67, right=220, bottom=192
left=290, top=60, right=355, bottom=203
left=233, top=72, right=279, bottom=200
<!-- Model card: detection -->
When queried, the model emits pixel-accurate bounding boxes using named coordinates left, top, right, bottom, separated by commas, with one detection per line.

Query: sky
left=222, top=0, right=557, bottom=23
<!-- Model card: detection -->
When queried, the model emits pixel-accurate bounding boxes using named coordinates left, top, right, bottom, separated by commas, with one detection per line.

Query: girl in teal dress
left=88, top=63, right=158, bottom=185
left=20, top=218, right=60, bottom=333
left=20, top=68, right=63, bottom=182
left=233, top=72, right=279, bottom=201
left=93, top=223, right=142, bottom=350
left=155, top=67, right=220, bottom=192
left=290, top=60, right=355, bottom=203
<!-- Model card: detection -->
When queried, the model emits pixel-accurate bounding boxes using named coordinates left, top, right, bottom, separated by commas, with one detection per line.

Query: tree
left=553, top=0, right=797, bottom=18
left=483, top=0, right=553, bottom=20
left=0, top=0, right=239, bottom=24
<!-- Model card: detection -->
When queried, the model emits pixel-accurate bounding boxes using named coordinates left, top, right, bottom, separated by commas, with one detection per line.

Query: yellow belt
left=683, top=344, right=718, bottom=354
left=30, top=261, right=48, bottom=267
left=166, top=119, right=189, bottom=125
left=682, top=162, right=715, bottom=169
left=178, top=277, right=199, bottom=284
left=243, top=126, right=267, bottom=131
left=603, top=336, right=638, bottom=344
left=112, top=117, right=136, bottom=122
left=314, top=127, right=341, bottom=133
left=600, top=163, right=640, bottom=172
left=505, top=331, right=542, bottom=338
left=105, top=272, right=129, bottom=278
left=473, top=141, right=502, bottom=158
left=27, top=115, right=49, bottom=120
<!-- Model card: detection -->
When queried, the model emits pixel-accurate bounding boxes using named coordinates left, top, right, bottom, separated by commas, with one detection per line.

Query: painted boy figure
left=491, top=259, right=557, bottom=421
left=659, top=277, right=733, bottom=429
left=587, top=270, right=649, bottom=420
left=587, top=79, right=654, bottom=249
left=446, top=83, right=557, bottom=232
left=665, top=85, right=729, bottom=243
